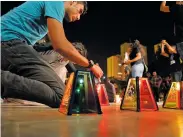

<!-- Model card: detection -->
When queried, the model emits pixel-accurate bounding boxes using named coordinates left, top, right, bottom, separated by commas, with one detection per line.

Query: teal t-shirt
left=1, top=1, right=65, bottom=45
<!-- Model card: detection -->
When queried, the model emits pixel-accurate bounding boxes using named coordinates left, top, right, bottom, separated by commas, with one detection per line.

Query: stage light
left=118, top=72, right=122, bottom=75
left=102, top=76, right=106, bottom=80
left=76, top=106, right=80, bottom=113
left=76, top=88, right=80, bottom=93
left=79, top=78, right=84, bottom=84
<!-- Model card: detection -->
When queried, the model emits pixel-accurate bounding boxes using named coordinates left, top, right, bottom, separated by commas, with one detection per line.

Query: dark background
left=1, top=1, right=175, bottom=75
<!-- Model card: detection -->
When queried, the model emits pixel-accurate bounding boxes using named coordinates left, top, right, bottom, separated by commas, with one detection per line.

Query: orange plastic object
left=96, top=84, right=109, bottom=106
left=121, top=78, right=158, bottom=111
left=163, top=82, right=181, bottom=109
left=59, top=73, right=75, bottom=115
left=139, top=78, right=158, bottom=111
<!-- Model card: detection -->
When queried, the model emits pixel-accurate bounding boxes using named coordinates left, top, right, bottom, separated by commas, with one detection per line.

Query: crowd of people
left=146, top=71, right=171, bottom=102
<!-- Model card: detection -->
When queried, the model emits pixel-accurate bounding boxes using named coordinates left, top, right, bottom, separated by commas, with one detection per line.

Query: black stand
left=59, top=70, right=102, bottom=115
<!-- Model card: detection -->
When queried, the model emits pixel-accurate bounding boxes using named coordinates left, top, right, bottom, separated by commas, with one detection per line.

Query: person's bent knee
left=48, top=87, right=64, bottom=108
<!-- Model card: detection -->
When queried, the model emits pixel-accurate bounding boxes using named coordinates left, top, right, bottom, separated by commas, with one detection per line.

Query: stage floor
left=1, top=103, right=183, bottom=137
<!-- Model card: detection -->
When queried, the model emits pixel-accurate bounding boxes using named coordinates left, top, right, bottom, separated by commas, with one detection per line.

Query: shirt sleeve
left=44, top=1, right=65, bottom=23
left=135, top=47, right=140, bottom=54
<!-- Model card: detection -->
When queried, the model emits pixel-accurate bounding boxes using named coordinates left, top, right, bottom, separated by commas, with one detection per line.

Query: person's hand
left=161, top=40, right=166, bottom=44
left=124, top=60, right=131, bottom=65
left=89, top=64, right=103, bottom=79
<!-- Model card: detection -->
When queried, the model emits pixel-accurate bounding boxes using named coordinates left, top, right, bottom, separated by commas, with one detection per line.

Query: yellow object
left=163, top=82, right=181, bottom=109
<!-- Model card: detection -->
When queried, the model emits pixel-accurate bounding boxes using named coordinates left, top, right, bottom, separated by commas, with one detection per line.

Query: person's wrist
left=86, top=60, right=95, bottom=69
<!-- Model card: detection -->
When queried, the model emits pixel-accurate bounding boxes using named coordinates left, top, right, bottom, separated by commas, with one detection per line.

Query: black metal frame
left=67, top=70, right=102, bottom=115
left=136, top=77, right=140, bottom=112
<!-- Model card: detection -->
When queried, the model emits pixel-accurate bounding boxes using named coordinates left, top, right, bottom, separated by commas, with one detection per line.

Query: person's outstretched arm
left=47, top=18, right=103, bottom=78
left=47, top=18, right=89, bottom=67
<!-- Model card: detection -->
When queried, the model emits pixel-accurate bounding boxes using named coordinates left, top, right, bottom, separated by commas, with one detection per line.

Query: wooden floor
left=1, top=103, right=183, bottom=137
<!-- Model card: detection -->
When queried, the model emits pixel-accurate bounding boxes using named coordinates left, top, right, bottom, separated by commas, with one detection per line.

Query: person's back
left=1, top=1, right=64, bottom=45
left=127, top=41, right=144, bottom=78
left=129, top=46, right=143, bottom=66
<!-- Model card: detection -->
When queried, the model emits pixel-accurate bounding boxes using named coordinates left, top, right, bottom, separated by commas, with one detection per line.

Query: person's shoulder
left=44, top=1, right=65, bottom=23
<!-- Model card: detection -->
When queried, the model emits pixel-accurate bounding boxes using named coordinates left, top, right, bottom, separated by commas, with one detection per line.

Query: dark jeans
left=163, top=89, right=169, bottom=101
left=152, top=87, right=159, bottom=102
left=1, top=39, right=65, bottom=108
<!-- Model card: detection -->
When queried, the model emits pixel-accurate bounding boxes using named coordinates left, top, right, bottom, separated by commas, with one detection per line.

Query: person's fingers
left=98, top=78, right=101, bottom=83
left=90, top=65, right=103, bottom=78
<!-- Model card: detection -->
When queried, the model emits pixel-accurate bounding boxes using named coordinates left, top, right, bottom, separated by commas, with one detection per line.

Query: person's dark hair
left=78, top=1, right=88, bottom=15
left=103, top=77, right=110, bottom=83
left=35, top=37, right=87, bottom=57
left=130, top=40, right=140, bottom=48
left=72, top=42, right=88, bottom=58
left=110, top=79, right=115, bottom=84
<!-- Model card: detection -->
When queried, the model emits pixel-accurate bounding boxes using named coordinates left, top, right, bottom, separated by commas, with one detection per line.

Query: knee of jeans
left=49, top=94, right=62, bottom=108
left=132, top=72, right=136, bottom=78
